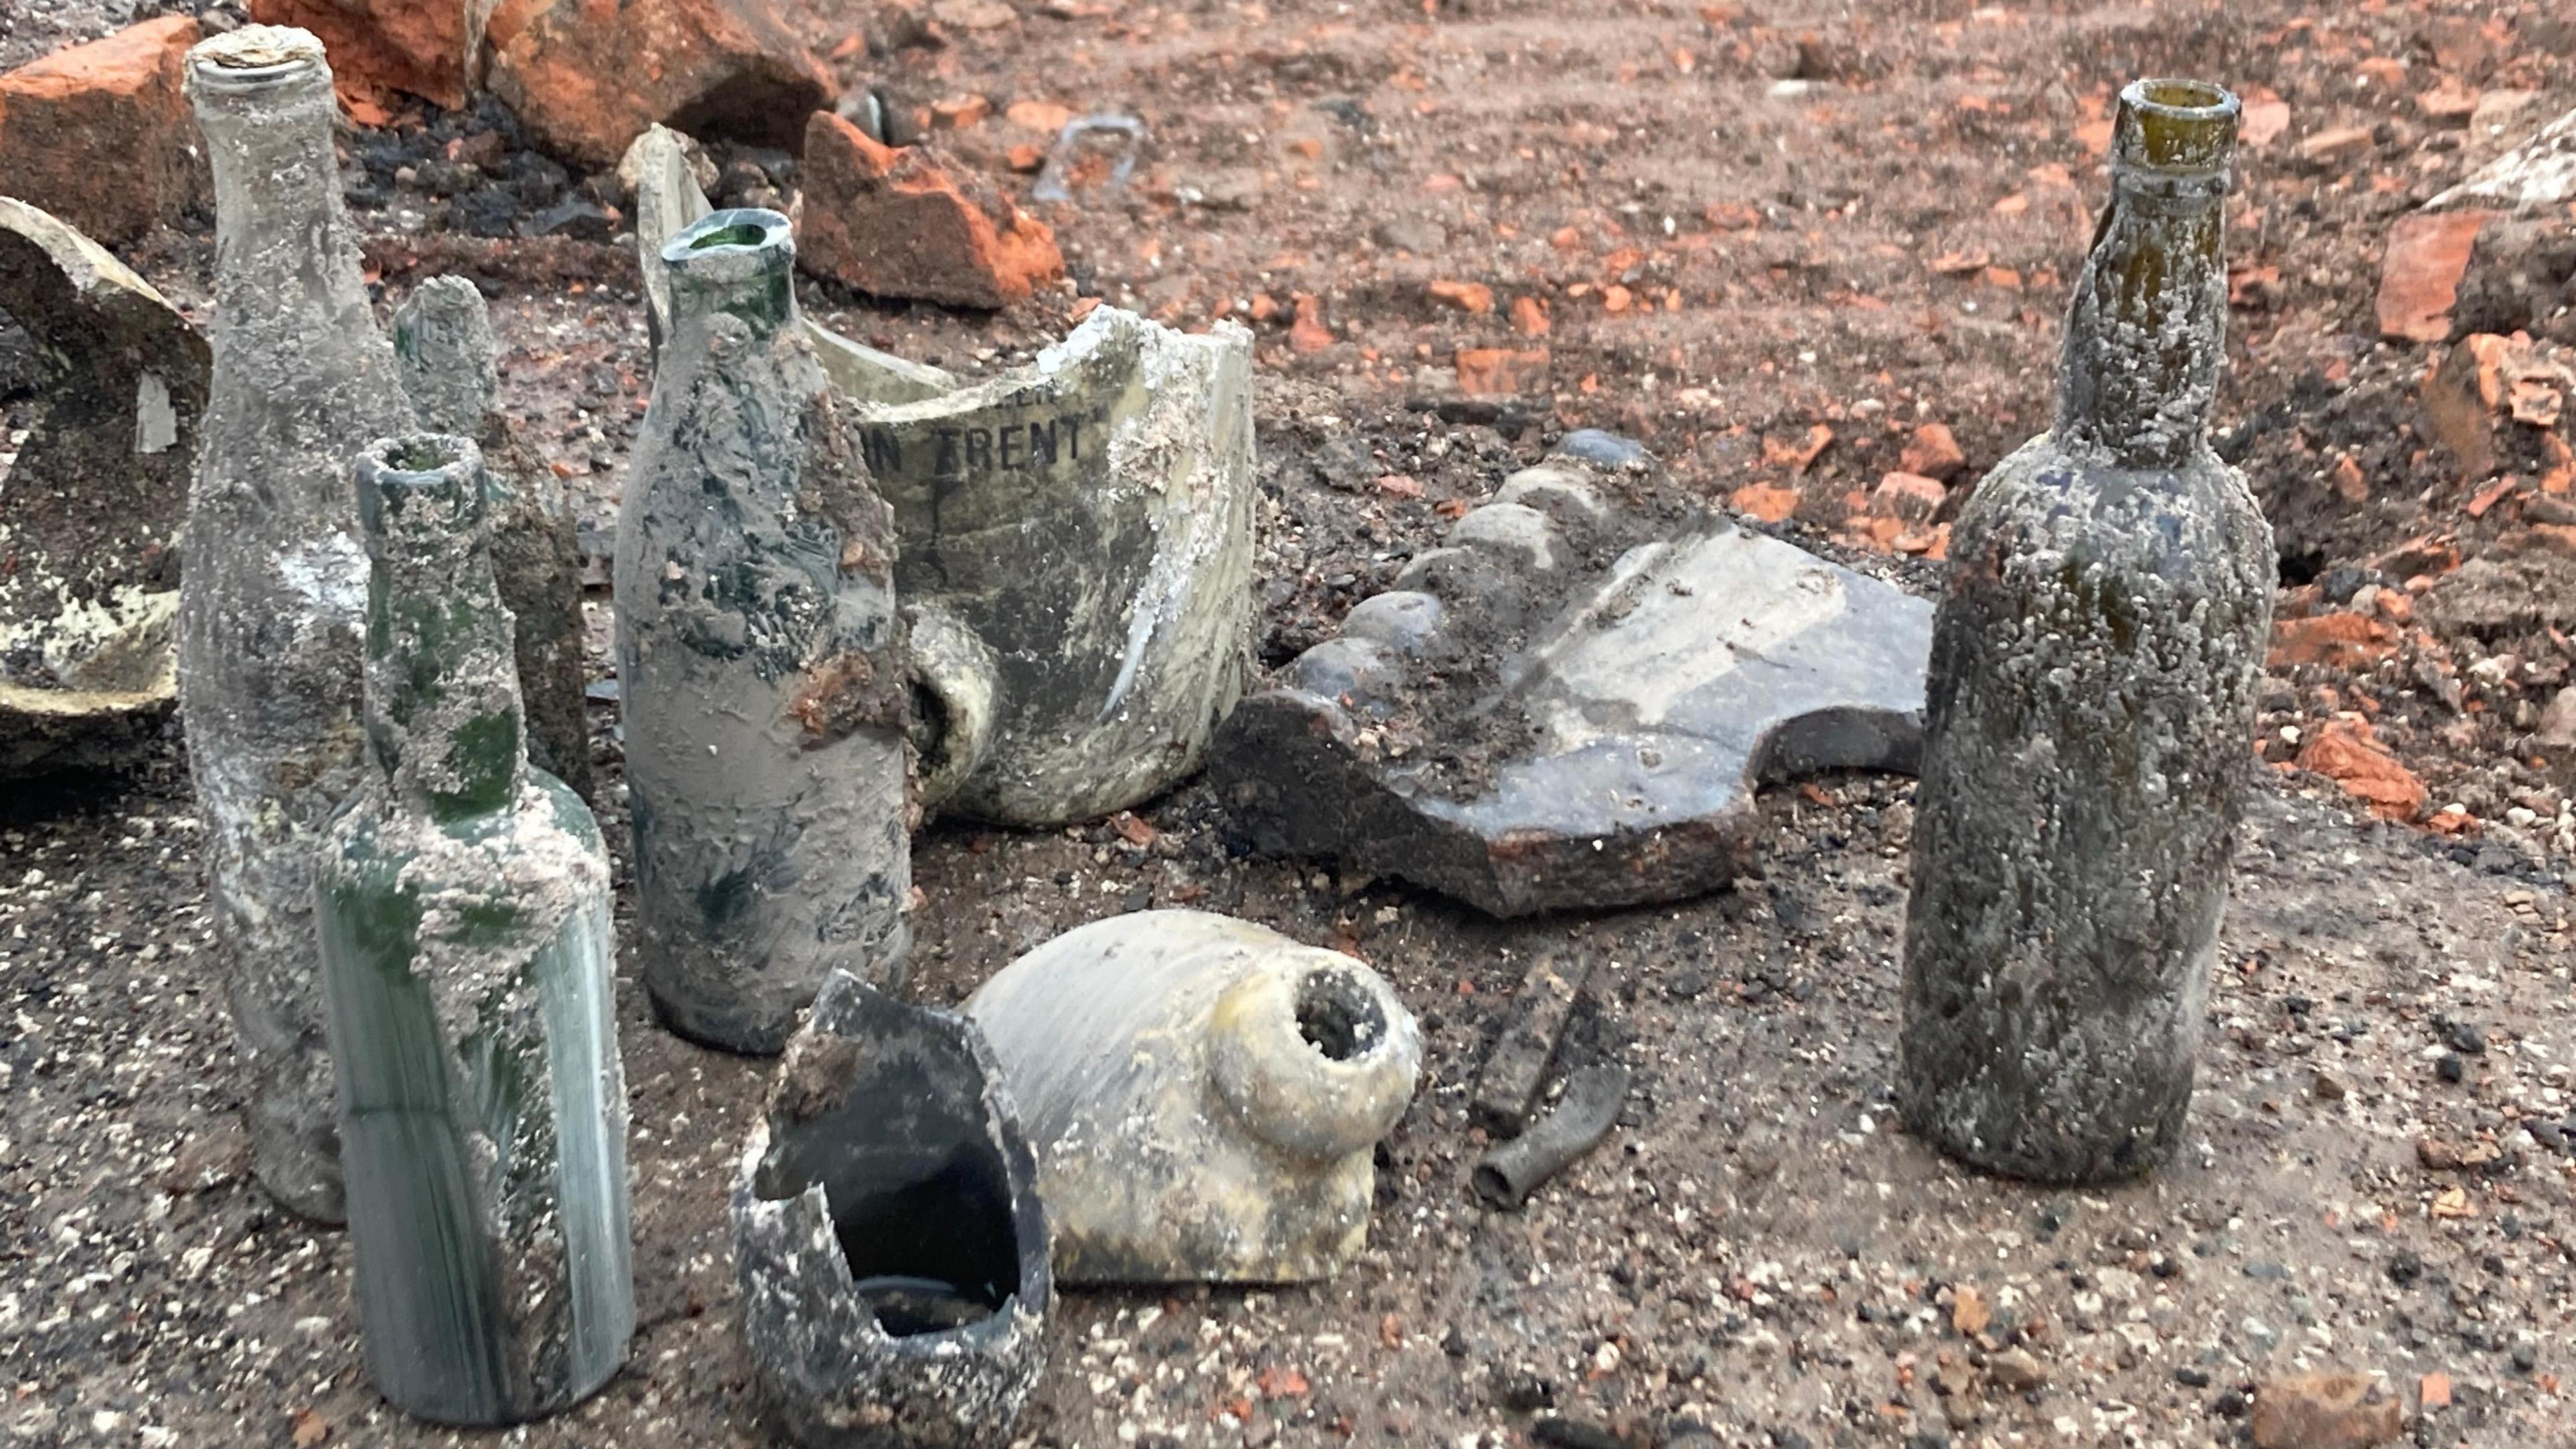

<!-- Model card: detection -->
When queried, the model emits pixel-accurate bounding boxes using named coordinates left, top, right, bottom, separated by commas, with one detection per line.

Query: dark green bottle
left=1897, top=80, right=2276, bottom=1184
left=315, top=433, right=633, bottom=1423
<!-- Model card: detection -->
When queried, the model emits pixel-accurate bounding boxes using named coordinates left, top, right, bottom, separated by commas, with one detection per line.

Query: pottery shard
left=485, top=0, right=835, bottom=169
left=796, top=111, right=1063, bottom=309
left=2376, top=211, right=2496, bottom=343
left=1212, top=438, right=1935, bottom=917
left=2249, top=1373, right=2406, bottom=1449
left=246, top=0, right=466, bottom=112
left=0, top=17, right=204, bottom=245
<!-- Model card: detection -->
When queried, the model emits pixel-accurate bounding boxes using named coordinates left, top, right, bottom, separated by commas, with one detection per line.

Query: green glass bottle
left=315, top=433, right=633, bottom=1424
left=1897, top=80, right=2277, bottom=1184
left=613, top=209, right=910, bottom=1054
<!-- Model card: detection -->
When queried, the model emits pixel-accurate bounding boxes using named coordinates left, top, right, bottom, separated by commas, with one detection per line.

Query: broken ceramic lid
left=627, top=124, right=1258, bottom=827
left=0, top=197, right=207, bottom=775
left=965, top=910, right=1421, bottom=1284
left=734, top=971, right=1050, bottom=1448
left=1209, top=434, right=1936, bottom=917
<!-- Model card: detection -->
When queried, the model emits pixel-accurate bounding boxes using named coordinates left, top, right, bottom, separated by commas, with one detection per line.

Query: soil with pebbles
left=4, top=1, right=2576, bottom=1446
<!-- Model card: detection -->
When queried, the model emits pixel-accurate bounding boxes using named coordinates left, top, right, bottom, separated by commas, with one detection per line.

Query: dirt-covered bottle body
left=176, top=25, right=418, bottom=1224
left=1898, top=80, right=2277, bottom=1183
left=612, top=210, right=909, bottom=1053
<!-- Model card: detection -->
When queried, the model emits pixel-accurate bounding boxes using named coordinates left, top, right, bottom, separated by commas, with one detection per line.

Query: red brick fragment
left=0, top=17, right=203, bottom=245
left=248, top=0, right=464, bottom=111
left=2376, top=211, right=2495, bottom=343
left=795, top=111, right=1062, bottom=309
left=1454, top=347, right=1549, bottom=396
left=486, top=0, right=836, bottom=168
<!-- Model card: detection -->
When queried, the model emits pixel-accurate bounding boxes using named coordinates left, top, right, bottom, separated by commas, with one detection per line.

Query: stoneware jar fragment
left=0, top=197, right=207, bottom=775
left=734, top=971, right=1049, bottom=1448
left=966, top=910, right=1421, bottom=1284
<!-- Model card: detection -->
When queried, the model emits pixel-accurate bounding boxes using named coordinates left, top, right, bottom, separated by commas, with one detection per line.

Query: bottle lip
left=662, top=207, right=796, bottom=275
left=2123, top=78, right=2238, bottom=124
left=355, top=432, right=488, bottom=542
left=185, top=25, right=330, bottom=95
left=2114, top=78, right=2239, bottom=176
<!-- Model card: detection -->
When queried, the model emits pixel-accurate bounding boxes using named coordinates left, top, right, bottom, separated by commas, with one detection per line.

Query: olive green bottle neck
left=356, top=437, right=529, bottom=824
left=2052, top=83, right=2239, bottom=472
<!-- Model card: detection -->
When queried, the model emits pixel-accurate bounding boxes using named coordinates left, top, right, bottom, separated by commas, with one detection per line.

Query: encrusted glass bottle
left=614, top=209, right=909, bottom=1053
left=1898, top=80, right=2275, bottom=1184
left=316, top=434, right=633, bottom=1424
left=177, top=24, right=418, bottom=1224
left=393, top=275, right=595, bottom=802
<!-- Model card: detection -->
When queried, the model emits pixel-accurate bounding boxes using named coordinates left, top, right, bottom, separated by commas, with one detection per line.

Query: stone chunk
left=965, top=911, right=1422, bottom=1283
left=0, top=197, right=207, bottom=775
left=795, top=111, right=1063, bottom=308
left=1210, top=438, right=1934, bottom=917
left=2250, top=1373, right=2406, bottom=1449
left=0, top=17, right=205, bottom=245
left=486, top=0, right=836, bottom=168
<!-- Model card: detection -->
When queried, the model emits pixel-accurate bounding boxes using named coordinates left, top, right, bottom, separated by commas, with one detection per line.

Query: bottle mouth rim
left=356, top=432, right=488, bottom=535
left=662, top=208, right=795, bottom=267
left=2122, top=78, right=2239, bottom=124
left=187, top=26, right=329, bottom=92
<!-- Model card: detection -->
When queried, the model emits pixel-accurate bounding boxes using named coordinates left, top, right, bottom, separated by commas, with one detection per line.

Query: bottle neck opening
left=355, top=434, right=527, bottom=822
left=663, top=209, right=799, bottom=334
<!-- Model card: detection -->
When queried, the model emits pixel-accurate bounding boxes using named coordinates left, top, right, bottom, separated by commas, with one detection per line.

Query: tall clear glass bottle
left=177, top=25, right=418, bottom=1224
left=613, top=209, right=909, bottom=1053
left=316, top=433, right=633, bottom=1424
left=1898, top=80, right=2275, bottom=1184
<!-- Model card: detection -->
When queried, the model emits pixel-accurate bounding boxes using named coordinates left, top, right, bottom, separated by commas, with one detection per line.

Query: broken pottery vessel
left=614, top=209, right=909, bottom=1054
left=393, top=276, right=593, bottom=800
left=0, top=197, right=206, bottom=775
left=627, top=126, right=1256, bottom=825
left=318, top=434, right=631, bottom=1424
left=180, top=23, right=420, bottom=1224
left=965, top=910, right=1421, bottom=1284
left=1209, top=434, right=1936, bottom=918
left=734, top=971, right=1049, bottom=1448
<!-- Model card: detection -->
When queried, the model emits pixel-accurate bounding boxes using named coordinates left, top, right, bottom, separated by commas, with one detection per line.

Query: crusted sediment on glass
left=317, top=434, right=632, bottom=1424
left=1897, top=78, right=2275, bottom=1185
left=614, top=209, right=910, bottom=1053
left=393, top=276, right=594, bottom=800
left=176, top=23, right=419, bottom=1224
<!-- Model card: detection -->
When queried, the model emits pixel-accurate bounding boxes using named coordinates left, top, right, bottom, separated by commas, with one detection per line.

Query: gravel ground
left=4, top=0, right=2575, bottom=1446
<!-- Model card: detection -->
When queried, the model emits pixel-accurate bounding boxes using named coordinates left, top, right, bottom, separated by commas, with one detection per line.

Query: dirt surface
left=5, top=0, right=2576, bottom=1446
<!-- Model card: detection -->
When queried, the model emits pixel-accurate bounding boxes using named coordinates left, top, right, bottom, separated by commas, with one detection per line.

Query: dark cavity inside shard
left=1297, top=967, right=1385, bottom=1060
left=754, top=1077, right=1022, bottom=1336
